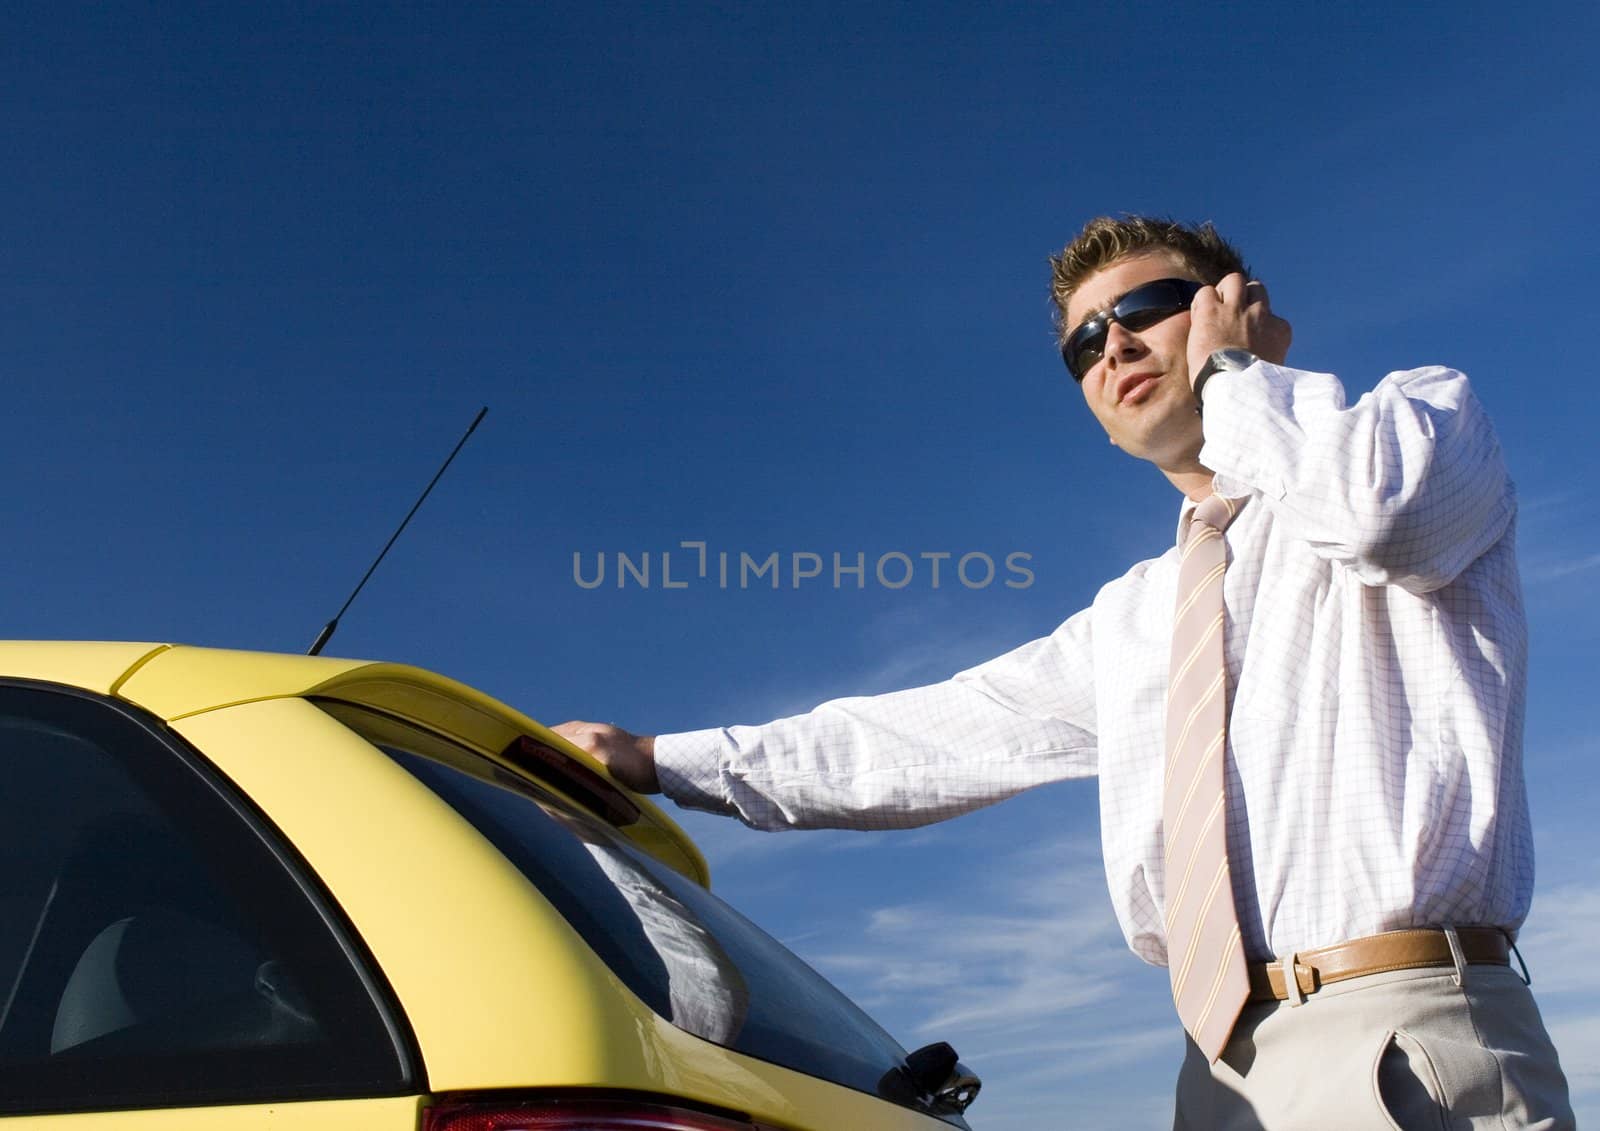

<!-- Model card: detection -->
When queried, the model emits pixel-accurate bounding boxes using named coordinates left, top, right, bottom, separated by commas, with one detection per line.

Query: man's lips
left=1115, top=372, right=1161, bottom=404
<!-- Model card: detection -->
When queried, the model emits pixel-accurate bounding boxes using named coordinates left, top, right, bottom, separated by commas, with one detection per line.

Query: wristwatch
left=1192, top=348, right=1258, bottom=411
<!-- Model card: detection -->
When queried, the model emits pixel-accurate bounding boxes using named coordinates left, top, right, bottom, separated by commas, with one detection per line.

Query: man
left=557, top=216, right=1573, bottom=1128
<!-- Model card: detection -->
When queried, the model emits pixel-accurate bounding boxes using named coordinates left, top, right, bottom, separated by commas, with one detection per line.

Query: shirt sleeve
left=655, top=608, right=1101, bottom=831
left=1199, top=362, right=1514, bottom=593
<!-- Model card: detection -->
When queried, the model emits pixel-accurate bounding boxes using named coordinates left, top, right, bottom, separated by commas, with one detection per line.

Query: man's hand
left=1186, top=273, right=1293, bottom=389
left=551, top=721, right=661, bottom=794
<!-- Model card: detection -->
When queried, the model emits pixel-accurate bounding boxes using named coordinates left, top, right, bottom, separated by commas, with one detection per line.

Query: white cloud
left=1545, top=1012, right=1600, bottom=1121
left=974, top=1090, right=1175, bottom=1131
left=674, top=810, right=905, bottom=884
left=989, top=1026, right=1176, bottom=1077
left=1524, top=551, right=1600, bottom=584
left=1518, top=491, right=1582, bottom=515
left=766, top=832, right=1186, bottom=1123
left=1519, top=882, right=1600, bottom=1123
left=715, top=602, right=1042, bottom=725
left=1519, top=883, right=1600, bottom=995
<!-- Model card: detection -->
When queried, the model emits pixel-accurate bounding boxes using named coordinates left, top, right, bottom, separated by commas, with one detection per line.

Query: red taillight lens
left=423, top=1098, right=755, bottom=1131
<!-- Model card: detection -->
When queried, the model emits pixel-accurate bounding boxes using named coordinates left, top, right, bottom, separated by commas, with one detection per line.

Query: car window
left=317, top=701, right=954, bottom=1120
left=0, top=683, right=413, bottom=1116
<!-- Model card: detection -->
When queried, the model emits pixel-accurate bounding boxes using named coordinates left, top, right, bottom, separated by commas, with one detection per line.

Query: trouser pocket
left=1374, top=1028, right=1450, bottom=1131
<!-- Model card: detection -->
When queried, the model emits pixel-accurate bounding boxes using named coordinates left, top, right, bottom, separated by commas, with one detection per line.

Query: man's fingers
left=1186, top=273, right=1286, bottom=372
left=1209, top=274, right=1272, bottom=310
left=551, top=720, right=615, bottom=750
left=1212, top=272, right=1248, bottom=305
left=548, top=721, right=660, bottom=794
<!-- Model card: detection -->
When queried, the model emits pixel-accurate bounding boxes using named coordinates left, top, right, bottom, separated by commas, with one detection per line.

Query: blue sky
left=4, top=2, right=1598, bottom=1124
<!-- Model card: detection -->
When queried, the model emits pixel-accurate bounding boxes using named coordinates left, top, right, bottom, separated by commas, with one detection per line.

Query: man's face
left=1065, top=250, right=1207, bottom=473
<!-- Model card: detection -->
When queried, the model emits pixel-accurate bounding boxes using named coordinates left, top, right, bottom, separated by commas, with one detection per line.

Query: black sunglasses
left=1060, top=278, right=1204, bottom=382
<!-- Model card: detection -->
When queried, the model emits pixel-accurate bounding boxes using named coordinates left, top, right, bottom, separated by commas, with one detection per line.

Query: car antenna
left=307, top=406, right=489, bottom=656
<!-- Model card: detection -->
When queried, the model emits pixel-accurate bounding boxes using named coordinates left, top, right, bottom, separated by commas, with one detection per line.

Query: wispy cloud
left=675, top=808, right=895, bottom=872
left=708, top=600, right=1043, bottom=725
left=1524, top=551, right=1600, bottom=585
left=1520, top=882, right=1600, bottom=1120
left=767, top=833, right=1187, bottom=1119
left=1514, top=488, right=1600, bottom=587
left=1546, top=1013, right=1600, bottom=1113
left=1520, top=884, right=1600, bottom=995
left=1518, top=491, right=1582, bottom=515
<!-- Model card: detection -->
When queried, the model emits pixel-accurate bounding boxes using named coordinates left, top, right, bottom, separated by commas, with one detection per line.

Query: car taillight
left=423, top=1098, right=757, bottom=1131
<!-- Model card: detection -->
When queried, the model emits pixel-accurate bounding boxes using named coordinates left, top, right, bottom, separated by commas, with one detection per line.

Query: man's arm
left=1185, top=273, right=1512, bottom=593
left=557, top=608, right=1101, bottom=830
left=1198, top=362, right=1513, bottom=593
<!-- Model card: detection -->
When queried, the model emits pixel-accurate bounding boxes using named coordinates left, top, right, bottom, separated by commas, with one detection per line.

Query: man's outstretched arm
left=555, top=608, right=1102, bottom=831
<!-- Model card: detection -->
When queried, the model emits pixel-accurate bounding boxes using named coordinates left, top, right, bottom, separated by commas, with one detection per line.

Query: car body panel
left=0, top=643, right=957, bottom=1131
left=0, top=641, right=167, bottom=695
left=174, top=700, right=950, bottom=1130
left=113, top=646, right=374, bottom=720
left=0, top=1096, right=421, bottom=1128
left=172, top=697, right=657, bottom=1093
left=114, top=645, right=708, bottom=884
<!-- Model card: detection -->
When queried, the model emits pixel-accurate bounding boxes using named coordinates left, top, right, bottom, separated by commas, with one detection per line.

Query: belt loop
left=1508, top=933, right=1532, bottom=986
left=1443, top=924, right=1468, bottom=988
left=1283, top=951, right=1305, bottom=1007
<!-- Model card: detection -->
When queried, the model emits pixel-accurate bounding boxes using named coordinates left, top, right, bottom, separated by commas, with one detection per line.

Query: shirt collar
left=1175, top=494, right=1201, bottom=546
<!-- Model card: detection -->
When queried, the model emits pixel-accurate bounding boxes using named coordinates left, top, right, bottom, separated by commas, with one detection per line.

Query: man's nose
left=1102, top=320, right=1145, bottom=366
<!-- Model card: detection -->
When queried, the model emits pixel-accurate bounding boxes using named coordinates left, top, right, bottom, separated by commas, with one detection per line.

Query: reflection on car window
left=0, top=685, right=409, bottom=1116
left=319, top=702, right=919, bottom=1108
left=583, top=837, right=751, bottom=1045
left=397, top=751, right=751, bottom=1046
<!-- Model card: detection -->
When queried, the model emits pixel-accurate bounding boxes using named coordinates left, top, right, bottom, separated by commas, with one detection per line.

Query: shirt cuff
left=654, top=728, right=734, bottom=814
left=1198, top=360, right=1333, bottom=501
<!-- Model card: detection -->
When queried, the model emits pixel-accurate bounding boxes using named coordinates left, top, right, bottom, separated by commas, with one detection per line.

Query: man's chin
left=1123, top=434, right=1206, bottom=476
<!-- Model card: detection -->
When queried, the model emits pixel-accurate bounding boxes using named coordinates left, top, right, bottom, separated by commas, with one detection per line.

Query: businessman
left=558, top=216, right=1573, bottom=1128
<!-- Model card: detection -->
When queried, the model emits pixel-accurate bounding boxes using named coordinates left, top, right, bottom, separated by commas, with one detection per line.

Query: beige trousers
left=1172, top=962, right=1574, bottom=1129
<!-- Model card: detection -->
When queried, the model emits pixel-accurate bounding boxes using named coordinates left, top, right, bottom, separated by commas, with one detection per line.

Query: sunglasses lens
left=1062, top=320, right=1107, bottom=382
left=1116, top=280, right=1194, bottom=329
left=1061, top=279, right=1201, bottom=381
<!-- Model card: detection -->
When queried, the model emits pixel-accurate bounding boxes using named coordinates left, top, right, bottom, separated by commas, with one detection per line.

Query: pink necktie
left=1164, top=493, right=1250, bottom=1062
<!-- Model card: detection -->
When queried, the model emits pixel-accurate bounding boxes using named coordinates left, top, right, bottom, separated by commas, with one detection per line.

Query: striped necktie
left=1164, top=492, right=1250, bottom=1062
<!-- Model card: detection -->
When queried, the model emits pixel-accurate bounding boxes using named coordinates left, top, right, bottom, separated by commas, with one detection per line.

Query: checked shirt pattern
left=655, top=364, right=1532, bottom=992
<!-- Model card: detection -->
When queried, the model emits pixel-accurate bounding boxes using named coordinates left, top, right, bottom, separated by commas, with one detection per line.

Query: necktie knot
left=1186, top=493, right=1244, bottom=544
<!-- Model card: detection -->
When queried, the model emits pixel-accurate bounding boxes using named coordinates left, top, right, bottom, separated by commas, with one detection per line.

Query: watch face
left=1216, top=349, right=1257, bottom=370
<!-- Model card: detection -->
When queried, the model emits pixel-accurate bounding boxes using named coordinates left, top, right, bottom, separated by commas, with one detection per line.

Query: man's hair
left=1048, top=216, right=1250, bottom=347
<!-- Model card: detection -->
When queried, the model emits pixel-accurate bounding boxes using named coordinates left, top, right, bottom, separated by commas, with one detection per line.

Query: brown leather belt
left=1246, top=927, right=1511, bottom=1003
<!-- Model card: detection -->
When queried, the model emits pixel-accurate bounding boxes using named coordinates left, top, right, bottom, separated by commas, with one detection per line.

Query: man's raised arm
left=1186, top=273, right=1512, bottom=593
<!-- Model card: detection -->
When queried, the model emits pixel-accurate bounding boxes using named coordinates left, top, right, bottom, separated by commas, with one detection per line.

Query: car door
left=0, top=681, right=421, bottom=1129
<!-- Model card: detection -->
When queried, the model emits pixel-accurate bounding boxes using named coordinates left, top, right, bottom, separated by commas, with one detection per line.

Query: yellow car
left=0, top=642, right=978, bottom=1130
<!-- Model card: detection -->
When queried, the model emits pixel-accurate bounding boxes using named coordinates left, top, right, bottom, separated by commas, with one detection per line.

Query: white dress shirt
left=656, top=362, right=1532, bottom=965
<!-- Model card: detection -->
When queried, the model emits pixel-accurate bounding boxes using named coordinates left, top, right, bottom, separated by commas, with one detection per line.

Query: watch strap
left=1193, top=349, right=1257, bottom=411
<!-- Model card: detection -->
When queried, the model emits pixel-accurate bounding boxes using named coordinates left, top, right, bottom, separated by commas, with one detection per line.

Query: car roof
left=0, top=640, right=708, bottom=886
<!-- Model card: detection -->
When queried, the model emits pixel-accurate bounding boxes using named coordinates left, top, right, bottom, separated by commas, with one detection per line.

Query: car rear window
left=317, top=702, right=950, bottom=1119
